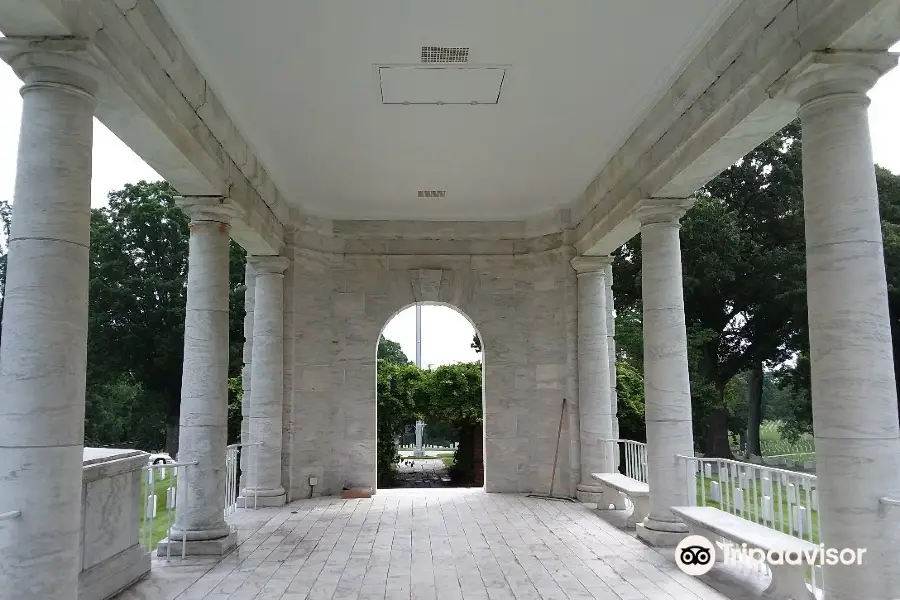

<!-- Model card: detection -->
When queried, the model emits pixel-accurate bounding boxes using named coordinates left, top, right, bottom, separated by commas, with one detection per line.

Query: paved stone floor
left=393, top=458, right=453, bottom=488
left=116, top=488, right=736, bottom=600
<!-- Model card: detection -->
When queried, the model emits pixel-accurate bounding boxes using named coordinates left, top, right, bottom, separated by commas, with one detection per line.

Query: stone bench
left=590, top=472, right=649, bottom=528
left=671, top=506, right=816, bottom=600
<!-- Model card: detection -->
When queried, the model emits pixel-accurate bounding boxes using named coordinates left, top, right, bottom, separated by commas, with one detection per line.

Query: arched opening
left=375, top=302, right=485, bottom=489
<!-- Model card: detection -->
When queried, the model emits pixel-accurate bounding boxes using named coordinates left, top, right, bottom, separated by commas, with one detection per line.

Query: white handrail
left=0, top=510, right=21, bottom=520
left=676, top=453, right=822, bottom=595
left=225, top=442, right=262, bottom=514
left=142, top=461, right=196, bottom=561
left=600, top=438, right=648, bottom=483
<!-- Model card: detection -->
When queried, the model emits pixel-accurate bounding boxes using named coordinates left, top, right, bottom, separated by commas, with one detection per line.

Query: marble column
left=784, top=53, right=900, bottom=600
left=239, top=263, right=255, bottom=492
left=571, top=257, right=614, bottom=504
left=0, top=43, right=99, bottom=600
left=242, top=255, right=290, bottom=507
left=635, top=199, right=695, bottom=547
left=164, top=197, right=239, bottom=555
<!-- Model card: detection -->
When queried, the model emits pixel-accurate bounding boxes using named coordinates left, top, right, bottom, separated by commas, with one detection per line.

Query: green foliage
left=615, top=361, right=645, bottom=442
left=227, top=378, right=243, bottom=445
left=375, top=358, right=484, bottom=486
left=614, top=123, right=806, bottom=455
left=84, top=374, right=166, bottom=450
left=423, top=362, right=483, bottom=426
left=83, top=181, right=246, bottom=452
left=377, top=335, right=410, bottom=365
left=376, top=359, right=423, bottom=485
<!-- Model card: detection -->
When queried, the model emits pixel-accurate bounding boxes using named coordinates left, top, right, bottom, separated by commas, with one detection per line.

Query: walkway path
left=393, top=458, right=452, bottom=488
left=116, top=488, right=734, bottom=600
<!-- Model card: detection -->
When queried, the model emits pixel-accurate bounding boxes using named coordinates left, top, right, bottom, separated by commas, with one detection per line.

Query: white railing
left=601, top=439, right=647, bottom=483
left=676, top=454, right=822, bottom=595
left=225, top=442, right=261, bottom=515
left=0, top=510, right=21, bottom=521
left=140, top=461, right=195, bottom=561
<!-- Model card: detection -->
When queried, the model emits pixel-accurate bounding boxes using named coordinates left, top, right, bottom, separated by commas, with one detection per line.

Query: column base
left=635, top=517, right=689, bottom=547
left=575, top=483, right=605, bottom=504
left=157, top=529, right=237, bottom=557
left=238, top=492, right=286, bottom=508
left=413, top=450, right=425, bottom=457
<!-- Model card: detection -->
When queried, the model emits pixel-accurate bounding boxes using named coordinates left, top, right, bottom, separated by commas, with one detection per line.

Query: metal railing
left=140, top=461, right=195, bottom=561
left=601, top=439, right=648, bottom=483
left=225, top=442, right=261, bottom=515
left=676, top=454, right=822, bottom=595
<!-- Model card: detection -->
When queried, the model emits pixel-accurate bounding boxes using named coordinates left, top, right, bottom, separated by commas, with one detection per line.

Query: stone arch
left=376, top=299, right=486, bottom=489
left=290, top=249, right=576, bottom=499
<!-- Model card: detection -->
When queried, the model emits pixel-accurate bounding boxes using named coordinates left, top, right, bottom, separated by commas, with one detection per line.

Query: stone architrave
left=634, top=198, right=695, bottom=547
left=0, top=40, right=101, bottom=600
left=163, top=196, right=240, bottom=556
left=571, top=256, right=615, bottom=504
left=242, top=255, right=290, bottom=507
left=782, top=52, right=900, bottom=599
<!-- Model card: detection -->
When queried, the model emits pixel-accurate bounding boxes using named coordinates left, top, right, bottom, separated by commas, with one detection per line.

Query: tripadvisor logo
left=675, top=535, right=867, bottom=576
left=675, top=535, right=716, bottom=576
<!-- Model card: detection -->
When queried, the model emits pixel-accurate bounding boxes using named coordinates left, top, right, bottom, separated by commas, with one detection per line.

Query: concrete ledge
left=78, top=543, right=149, bottom=600
left=156, top=530, right=237, bottom=557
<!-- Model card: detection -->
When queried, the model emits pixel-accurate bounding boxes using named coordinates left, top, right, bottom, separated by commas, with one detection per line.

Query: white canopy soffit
left=154, top=0, right=741, bottom=221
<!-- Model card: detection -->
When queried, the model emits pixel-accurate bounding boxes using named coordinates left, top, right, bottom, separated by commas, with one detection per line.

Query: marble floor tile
left=114, top=489, right=738, bottom=600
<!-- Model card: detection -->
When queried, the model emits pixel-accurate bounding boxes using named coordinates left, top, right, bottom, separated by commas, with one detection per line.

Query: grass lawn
left=440, top=455, right=455, bottom=467
left=139, top=472, right=177, bottom=549
left=696, top=474, right=820, bottom=544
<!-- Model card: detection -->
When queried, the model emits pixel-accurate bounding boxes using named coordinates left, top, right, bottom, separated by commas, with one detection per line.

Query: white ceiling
left=156, top=0, right=740, bottom=221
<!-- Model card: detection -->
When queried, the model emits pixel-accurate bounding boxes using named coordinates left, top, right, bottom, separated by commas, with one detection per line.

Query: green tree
left=376, top=359, right=422, bottom=485
left=377, top=335, right=410, bottom=365
left=616, top=361, right=645, bottom=442
left=87, top=181, right=246, bottom=453
left=614, top=123, right=806, bottom=456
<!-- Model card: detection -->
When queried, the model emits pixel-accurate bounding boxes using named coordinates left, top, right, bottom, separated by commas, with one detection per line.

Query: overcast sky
left=0, top=44, right=898, bottom=365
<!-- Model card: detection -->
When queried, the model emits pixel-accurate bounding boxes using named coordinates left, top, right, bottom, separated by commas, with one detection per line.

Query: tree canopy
left=377, top=336, right=410, bottom=365
left=83, top=181, right=246, bottom=451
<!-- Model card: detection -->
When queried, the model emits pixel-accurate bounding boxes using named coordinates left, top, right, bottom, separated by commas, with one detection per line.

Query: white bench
left=590, top=472, right=649, bottom=528
left=671, top=506, right=817, bottom=600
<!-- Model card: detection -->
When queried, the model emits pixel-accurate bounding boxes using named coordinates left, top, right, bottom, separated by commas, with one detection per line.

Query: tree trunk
left=165, top=417, right=180, bottom=457
left=704, top=406, right=734, bottom=458
left=746, top=360, right=764, bottom=457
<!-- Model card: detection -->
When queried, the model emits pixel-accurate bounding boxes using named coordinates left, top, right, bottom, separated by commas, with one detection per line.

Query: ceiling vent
left=417, top=190, right=446, bottom=199
left=421, top=46, right=469, bottom=63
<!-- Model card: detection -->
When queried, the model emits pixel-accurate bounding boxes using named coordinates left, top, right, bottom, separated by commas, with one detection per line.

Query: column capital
left=634, top=198, right=693, bottom=227
left=571, top=255, right=612, bottom=275
left=176, top=196, right=243, bottom=224
left=0, top=36, right=101, bottom=99
left=777, top=51, right=897, bottom=109
left=248, top=255, right=290, bottom=275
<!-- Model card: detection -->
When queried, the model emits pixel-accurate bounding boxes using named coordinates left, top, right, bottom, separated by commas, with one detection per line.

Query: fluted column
left=242, top=255, right=290, bottom=506
left=571, top=256, right=614, bottom=503
left=784, top=52, right=900, bottom=600
left=0, top=42, right=99, bottom=600
left=164, top=197, right=239, bottom=555
left=635, top=199, right=695, bottom=547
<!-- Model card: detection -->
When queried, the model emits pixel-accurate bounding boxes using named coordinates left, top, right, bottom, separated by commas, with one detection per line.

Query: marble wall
left=285, top=243, right=579, bottom=497
left=79, top=448, right=150, bottom=600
